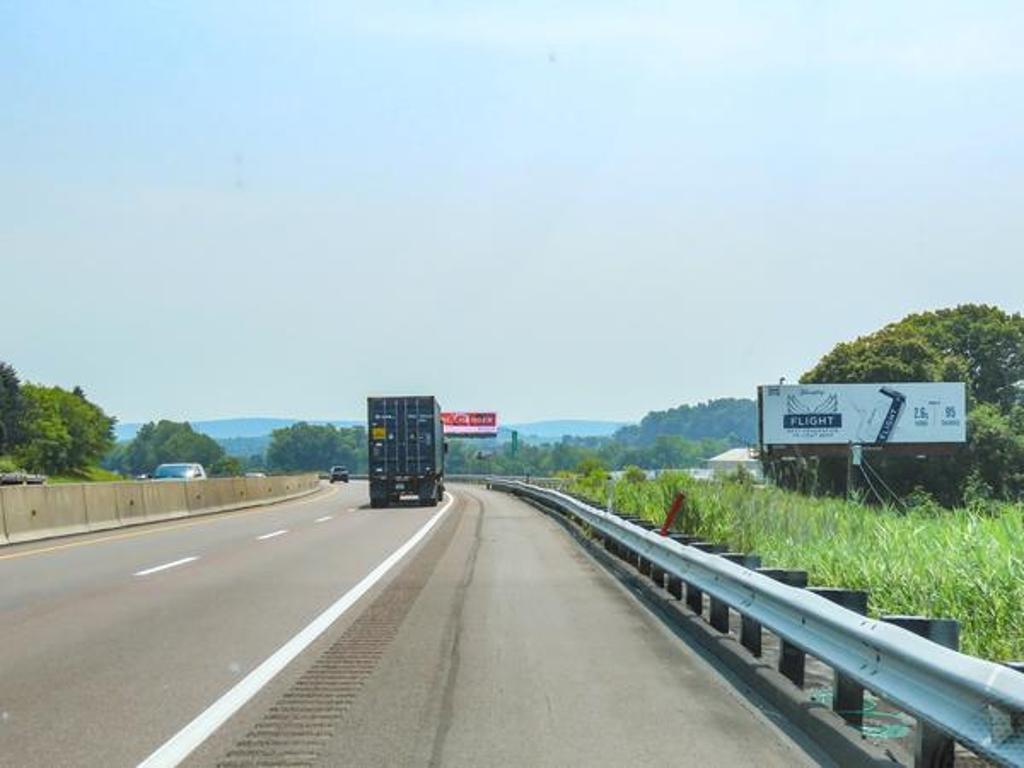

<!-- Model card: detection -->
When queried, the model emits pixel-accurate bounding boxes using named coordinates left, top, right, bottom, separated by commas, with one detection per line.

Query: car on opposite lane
left=151, top=463, right=207, bottom=481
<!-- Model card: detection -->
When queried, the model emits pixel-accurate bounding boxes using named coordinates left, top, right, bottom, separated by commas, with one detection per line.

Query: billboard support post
left=847, top=444, right=863, bottom=501
left=846, top=448, right=854, bottom=501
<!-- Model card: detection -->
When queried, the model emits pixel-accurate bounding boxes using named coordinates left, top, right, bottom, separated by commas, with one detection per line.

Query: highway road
left=0, top=481, right=821, bottom=767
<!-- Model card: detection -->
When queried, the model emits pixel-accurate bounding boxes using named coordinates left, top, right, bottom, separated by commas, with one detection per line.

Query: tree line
left=243, top=423, right=730, bottom=477
left=0, top=361, right=115, bottom=476
left=444, top=434, right=729, bottom=476
left=103, top=421, right=370, bottom=477
left=613, top=398, right=756, bottom=446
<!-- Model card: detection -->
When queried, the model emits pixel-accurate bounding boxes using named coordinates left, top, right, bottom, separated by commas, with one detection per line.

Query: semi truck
left=367, top=396, right=445, bottom=508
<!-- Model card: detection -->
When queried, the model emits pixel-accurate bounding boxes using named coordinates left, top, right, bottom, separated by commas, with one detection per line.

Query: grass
left=47, top=466, right=125, bottom=484
left=571, top=471, right=1024, bottom=661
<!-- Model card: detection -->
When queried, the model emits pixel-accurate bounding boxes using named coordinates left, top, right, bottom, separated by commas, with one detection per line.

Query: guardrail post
left=710, top=554, right=743, bottom=632
left=638, top=555, right=652, bottom=577
left=613, top=517, right=643, bottom=569
left=666, top=573, right=683, bottom=599
left=603, top=534, right=616, bottom=557
left=740, top=612, right=762, bottom=656
left=758, top=568, right=809, bottom=687
left=810, top=588, right=869, bottom=728
left=710, top=554, right=762, bottom=633
left=736, top=553, right=766, bottom=657
left=882, top=616, right=959, bottom=768
left=650, top=561, right=665, bottom=589
left=686, top=543, right=727, bottom=617
left=665, top=534, right=696, bottom=600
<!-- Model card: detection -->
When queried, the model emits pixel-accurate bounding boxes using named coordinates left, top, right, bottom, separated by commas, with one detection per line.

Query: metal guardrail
left=445, top=474, right=567, bottom=488
left=489, top=479, right=1024, bottom=767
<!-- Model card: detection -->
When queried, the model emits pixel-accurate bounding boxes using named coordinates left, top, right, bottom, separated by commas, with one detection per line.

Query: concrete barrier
left=270, top=477, right=289, bottom=497
left=141, top=481, right=190, bottom=522
left=185, top=478, right=235, bottom=515
left=82, top=483, right=121, bottom=532
left=3, top=484, right=90, bottom=543
left=245, top=477, right=273, bottom=502
left=231, top=477, right=249, bottom=505
left=114, top=482, right=146, bottom=525
left=1, top=474, right=320, bottom=545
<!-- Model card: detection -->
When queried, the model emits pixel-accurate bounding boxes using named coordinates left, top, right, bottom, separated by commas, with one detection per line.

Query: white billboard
left=760, top=383, right=966, bottom=446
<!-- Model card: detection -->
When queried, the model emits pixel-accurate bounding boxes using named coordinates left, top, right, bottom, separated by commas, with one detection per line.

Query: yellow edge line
left=0, top=484, right=341, bottom=562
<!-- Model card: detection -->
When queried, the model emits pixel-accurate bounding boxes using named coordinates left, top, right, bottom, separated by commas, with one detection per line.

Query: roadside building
left=705, top=447, right=763, bottom=481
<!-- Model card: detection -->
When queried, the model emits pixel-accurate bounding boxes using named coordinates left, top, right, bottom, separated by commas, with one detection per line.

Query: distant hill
left=217, top=435, right=273, bottom=458
left=114, top=417, right=361, bottom=442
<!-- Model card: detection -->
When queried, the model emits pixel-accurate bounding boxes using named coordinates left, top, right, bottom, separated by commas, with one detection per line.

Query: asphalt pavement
left=0, top=481, right=820, bottom=767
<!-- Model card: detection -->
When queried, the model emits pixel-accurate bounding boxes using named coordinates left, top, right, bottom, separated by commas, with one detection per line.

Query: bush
left=622, top=465, right=647, bottom=483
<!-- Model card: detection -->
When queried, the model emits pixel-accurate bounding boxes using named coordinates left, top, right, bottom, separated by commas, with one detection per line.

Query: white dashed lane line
left=256, top=529, right=288, bottom=541
left=134, top=557, right=199, bottom=577
left=314, top=516, right=333, bottom=523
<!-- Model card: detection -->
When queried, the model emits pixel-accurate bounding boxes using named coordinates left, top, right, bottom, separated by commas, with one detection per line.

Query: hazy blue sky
left=3, top=2, right=1023, bottom=424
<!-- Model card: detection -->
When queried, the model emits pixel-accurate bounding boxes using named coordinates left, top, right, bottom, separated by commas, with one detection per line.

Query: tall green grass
left=571, top=472, right=1024, bottom=660
left=47, top=466, right=125, bottom=483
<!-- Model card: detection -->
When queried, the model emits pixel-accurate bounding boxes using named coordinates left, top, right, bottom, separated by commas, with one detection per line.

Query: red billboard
left=441, top=412, right=498, bottom=437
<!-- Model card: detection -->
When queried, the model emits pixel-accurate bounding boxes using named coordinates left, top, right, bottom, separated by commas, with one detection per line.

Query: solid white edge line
left=134, top=557, right=199, bottom=577
left=314, top=516, right=333, bottom=523
left=256, top=529, right=288, bottom=541
left=137, top=492, right=455, bottom=768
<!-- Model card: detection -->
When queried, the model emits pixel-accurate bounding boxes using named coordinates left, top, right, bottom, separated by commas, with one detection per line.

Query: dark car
left=329, top=466, right=349, bottom=483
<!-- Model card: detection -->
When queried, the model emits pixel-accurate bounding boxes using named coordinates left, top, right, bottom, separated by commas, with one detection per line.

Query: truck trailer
left=367, top=396, right=445, bottom=508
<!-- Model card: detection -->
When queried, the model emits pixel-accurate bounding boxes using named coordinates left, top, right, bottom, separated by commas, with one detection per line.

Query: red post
left=659, top=492, right=686, bottom=536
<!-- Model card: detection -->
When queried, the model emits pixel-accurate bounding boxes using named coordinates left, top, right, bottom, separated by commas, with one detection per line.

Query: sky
left=3, top=1, right=1024, bottom=424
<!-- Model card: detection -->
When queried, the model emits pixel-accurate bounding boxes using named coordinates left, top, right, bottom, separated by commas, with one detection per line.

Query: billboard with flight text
left=759, top=383, right=966, bottom=446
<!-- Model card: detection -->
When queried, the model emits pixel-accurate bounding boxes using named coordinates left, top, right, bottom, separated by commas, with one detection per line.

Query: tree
left=964, top=404, right=1024, bottom=501
left=802, top=326, right=955, bottom=385
left=14, top=384, right=115, bottom=474
left=13, top=388, right=71, bottom=473
left=803, top=305, right=1024, bottom=408
left=266, top=423, right=365, bottom=473
left=0, top=361, right=23, bottom=453
left=901, top=305, right=1024, bottom=411
left=111, top=420, right=225, bottom=476
left=209, top=456, right=243, bottom=477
